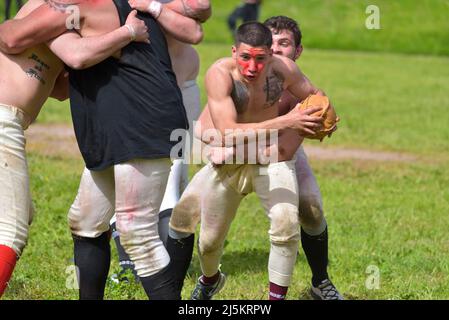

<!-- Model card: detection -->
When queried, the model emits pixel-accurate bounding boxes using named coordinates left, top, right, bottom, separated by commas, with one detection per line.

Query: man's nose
left=248, top=59, right=257, bottom=72
left=272, top=44, right=282, bottom=54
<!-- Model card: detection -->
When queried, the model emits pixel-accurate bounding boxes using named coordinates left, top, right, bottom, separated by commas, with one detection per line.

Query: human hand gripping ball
left=296, top=94, right=339, bottom=141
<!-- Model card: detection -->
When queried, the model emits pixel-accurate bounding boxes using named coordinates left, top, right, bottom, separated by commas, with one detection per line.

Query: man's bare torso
left=212, top=57, right=286, bottom=124
left=0, top=0, right=63, bottom=121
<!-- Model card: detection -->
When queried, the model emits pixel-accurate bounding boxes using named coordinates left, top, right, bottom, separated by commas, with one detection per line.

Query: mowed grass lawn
left=1, top=1, right=449, bottom=300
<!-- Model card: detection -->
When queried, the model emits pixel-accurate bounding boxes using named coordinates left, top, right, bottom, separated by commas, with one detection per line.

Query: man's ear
left=232, top=45, right=237, bottom=58
left=294, top=45, right=303, bottom=60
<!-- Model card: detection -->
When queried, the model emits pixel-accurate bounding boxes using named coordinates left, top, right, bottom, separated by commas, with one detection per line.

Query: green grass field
left=1, top=1, right=449, bottom=300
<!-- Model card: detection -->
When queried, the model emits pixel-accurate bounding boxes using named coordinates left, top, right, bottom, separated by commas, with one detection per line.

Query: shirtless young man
left=108, top=0, right=209, bottom=284
left=168, top=22, right=330, bottom=300
left=193, top=16, right=343, bottom=300
left=0, top=0, right=151, bottom=297
left=0, top=0, right=210, bottom=300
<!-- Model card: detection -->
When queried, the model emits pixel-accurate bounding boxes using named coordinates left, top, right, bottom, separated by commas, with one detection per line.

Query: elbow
left=190, top=31, right=204, bottom=45
left=188, top=0, right=212, bottom=22
left=0, top=36, right=24, bottom=54
left=64, top=53, right=89, bottom=70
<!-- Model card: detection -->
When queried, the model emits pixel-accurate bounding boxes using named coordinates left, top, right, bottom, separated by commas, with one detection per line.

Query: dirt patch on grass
left=25, top=123, right=421, bottom=163
left=25, top=123, right=81, bottom=159
left=303, top=145, right=418, bottom=163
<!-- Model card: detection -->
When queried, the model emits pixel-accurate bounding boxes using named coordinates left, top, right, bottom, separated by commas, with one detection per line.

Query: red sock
left=0, top=245, right=17, bottom=297
left=269, top=282, right=288, bottom=300
left=200, top=272, right=220, bottom=285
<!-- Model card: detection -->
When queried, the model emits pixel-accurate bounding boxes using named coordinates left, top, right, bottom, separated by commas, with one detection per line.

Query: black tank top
left=68, top=0, right=188, bottom=171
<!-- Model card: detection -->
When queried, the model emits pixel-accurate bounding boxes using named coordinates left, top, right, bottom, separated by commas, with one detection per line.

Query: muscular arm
left=206, top=64, right=319, bottom=143
left=129, top=0, right=204, bottom=44
left=276, top=55, right=321, bottom=102
left=48, top=28, right=133, bottom=70
left=0, top=2, right=75, bottom=54
left=48, top=10, right=148, bottom=70
left=168, top=0, right=211, bottom=23
left=157, top=5, right=203, bottom=44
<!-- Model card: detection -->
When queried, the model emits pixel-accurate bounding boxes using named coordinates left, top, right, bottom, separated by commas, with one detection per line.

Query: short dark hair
left=235, top=22, right=273, bottom=48
left=264, top=16, right=302, bottom=47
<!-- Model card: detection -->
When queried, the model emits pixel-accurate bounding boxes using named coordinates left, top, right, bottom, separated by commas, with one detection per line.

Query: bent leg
left=254, top=160, right=300, bottom=298
left=295, top=147, right=329, bottom=286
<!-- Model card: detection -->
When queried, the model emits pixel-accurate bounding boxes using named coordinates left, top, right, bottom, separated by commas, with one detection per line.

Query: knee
left=198, top=227, right=224, bottom=257
left=269, top=204, right=300, bottom=244
left=198, top=236, right=222, bottom=257
left=298, top=193, right=325, bottom=233
left=169, top=194, right=201, bottom=234
left=68, top=204, right=109, bottom=238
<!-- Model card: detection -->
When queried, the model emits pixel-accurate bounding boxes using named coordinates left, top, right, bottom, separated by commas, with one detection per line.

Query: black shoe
left=191, top=273, right=226, bottom=300
left=310, top=279, right=344, bottom=300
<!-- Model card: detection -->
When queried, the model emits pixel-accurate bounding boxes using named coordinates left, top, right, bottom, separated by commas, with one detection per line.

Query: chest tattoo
left=231, top=80, right=250, bottom=114
left=263, top=72, right=284, bottom=108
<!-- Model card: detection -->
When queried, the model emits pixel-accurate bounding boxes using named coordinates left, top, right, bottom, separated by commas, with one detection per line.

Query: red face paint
left=236, top=47, right=270, bottom=81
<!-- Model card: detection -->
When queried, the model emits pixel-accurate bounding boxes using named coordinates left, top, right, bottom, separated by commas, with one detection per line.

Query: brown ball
left=297, top=94, right=339, bottom=141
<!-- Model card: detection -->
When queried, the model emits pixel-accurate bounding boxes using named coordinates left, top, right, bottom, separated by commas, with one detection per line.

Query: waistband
left=0, top=104, right=32, bottom=130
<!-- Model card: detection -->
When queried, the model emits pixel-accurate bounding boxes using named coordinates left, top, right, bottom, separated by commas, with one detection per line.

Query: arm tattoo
left=263, top=72, right=284, bottom=108
left=231, top=80, right=249, bottom=114
left=44, top=0, right=81, bottom=12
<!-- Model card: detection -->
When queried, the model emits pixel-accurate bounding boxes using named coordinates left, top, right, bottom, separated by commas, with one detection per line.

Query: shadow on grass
left=188, top=247, right=308, bottom=277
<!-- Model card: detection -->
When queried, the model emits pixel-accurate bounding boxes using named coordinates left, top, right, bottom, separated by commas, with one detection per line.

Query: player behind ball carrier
left=195, top=16, right=343, bottom=300
left=169, top=22, right=331, bottom=300
left=0, top=0, right=150, bottom=297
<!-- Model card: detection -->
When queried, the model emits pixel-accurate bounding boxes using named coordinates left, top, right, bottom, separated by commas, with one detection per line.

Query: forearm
left=157, top=5, right=203, bottom=44
left=0, top=4, right=69, bottom=54
left=168, top=0, right=211, bottom=23
left=49, top=27, right=133, bottom=70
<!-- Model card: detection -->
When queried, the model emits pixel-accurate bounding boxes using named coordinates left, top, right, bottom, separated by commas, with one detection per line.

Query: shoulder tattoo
left=231, top=79, right=249, bottom=114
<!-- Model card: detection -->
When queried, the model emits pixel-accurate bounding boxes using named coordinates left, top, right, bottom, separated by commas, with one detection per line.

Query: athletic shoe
left=110, top=267, right=140, bottom=284
left=310, top=279, right=344, bottom=300
left=191, top=272, right=226, bottom=300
